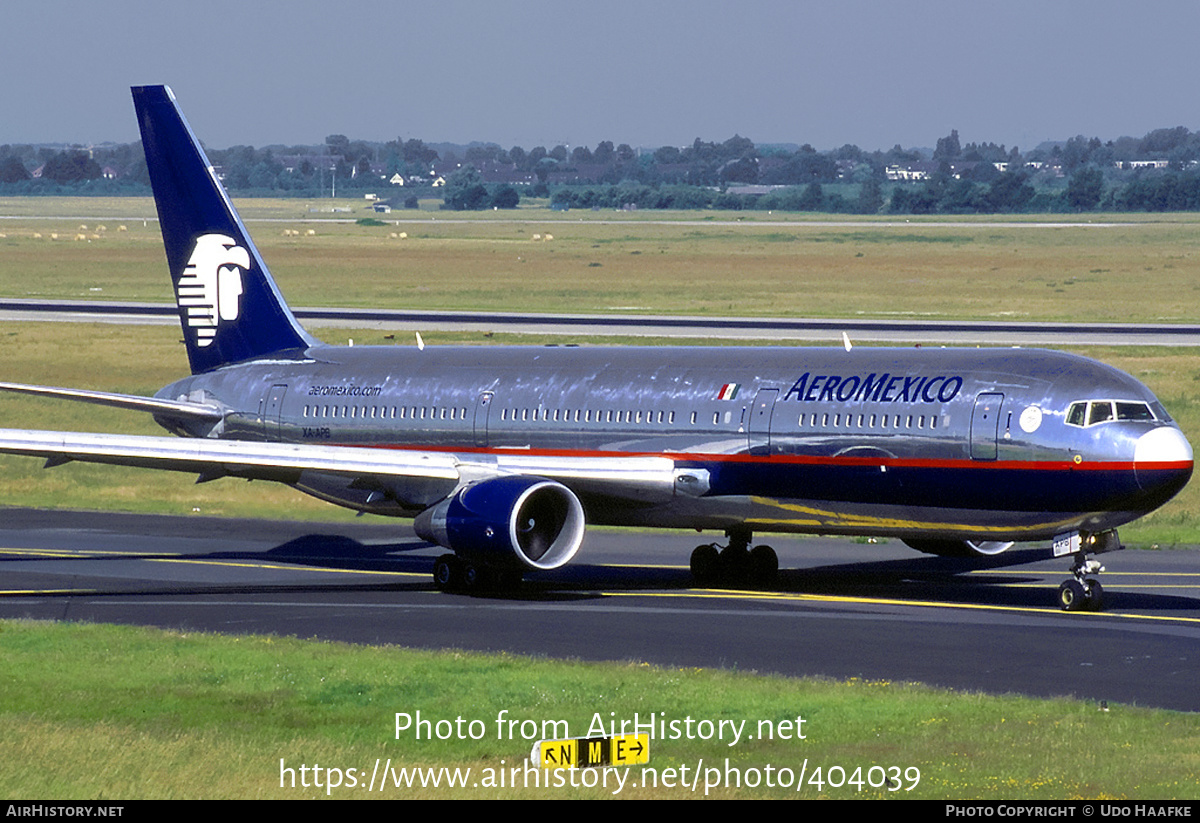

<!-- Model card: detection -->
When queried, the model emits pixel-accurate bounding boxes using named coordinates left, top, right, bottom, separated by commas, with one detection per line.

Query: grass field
left=3, top=198, right=1200, bottom=323
left=2, top=620, right=1197, bottom=799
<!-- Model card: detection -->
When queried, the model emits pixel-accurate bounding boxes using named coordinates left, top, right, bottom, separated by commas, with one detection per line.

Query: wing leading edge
left=0, top=428, right=677, bottom=510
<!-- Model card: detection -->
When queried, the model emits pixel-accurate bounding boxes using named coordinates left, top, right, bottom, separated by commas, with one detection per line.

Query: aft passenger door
left=259, top=383, right=289, bottom=441
left=970, top=392, right=1004, bottom=460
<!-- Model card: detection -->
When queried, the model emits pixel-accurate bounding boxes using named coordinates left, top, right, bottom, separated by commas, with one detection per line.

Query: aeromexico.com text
left=308, top=385, right=384, bottom=398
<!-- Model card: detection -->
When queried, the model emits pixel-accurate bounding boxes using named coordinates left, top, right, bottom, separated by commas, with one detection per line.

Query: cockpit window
left=1151, top=400, right=1174, bottom=423
left=1088, top=401, right=1113, bottom=426
left=1066, top=400, right=1156, bottom=427
left=1116, top=402, right=1154, bottom=422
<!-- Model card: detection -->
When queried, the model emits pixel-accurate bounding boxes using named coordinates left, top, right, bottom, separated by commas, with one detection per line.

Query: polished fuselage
left=156, top=343, right=1193, bottom=544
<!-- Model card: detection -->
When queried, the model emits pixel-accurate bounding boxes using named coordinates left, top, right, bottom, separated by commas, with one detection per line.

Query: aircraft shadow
left=3, top=536, right=1197, bottom=613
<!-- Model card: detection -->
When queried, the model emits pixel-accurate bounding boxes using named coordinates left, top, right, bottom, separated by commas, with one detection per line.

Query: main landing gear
left=1053, top=530, right=1120, bottom=612
left=433, top=554, right=522, bottom=593
left=690, top=528, right=778, bottom=586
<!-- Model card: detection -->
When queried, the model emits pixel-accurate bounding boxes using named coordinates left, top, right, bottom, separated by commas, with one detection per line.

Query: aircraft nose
left=1134, top=426, right=1194, bottom=493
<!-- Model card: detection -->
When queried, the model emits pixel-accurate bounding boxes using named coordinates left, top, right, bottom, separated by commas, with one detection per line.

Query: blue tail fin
left=132, top=85, right=316, bottom=374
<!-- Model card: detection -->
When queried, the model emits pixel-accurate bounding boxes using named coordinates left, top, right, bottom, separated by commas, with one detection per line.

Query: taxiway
left=1, top=508, right=1198, bottom=711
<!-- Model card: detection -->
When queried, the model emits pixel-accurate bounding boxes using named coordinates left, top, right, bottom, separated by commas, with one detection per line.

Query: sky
left=4, top=0, right=1200, bottom=153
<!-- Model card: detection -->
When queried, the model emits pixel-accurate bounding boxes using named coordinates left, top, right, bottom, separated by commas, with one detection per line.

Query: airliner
left=0, top=86, right=1192, bottom=611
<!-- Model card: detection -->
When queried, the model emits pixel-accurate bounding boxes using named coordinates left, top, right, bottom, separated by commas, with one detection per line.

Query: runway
left=2, top=508, right=1198, bottom=712
left=4, top=298, right=1200, bottom=345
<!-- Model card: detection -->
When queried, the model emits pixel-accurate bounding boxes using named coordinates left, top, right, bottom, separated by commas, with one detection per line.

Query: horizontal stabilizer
left=0, top=381, right=224, bottom=423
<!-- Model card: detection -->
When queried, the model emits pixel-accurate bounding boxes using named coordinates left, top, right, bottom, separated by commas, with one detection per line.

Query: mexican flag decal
left=716, top=383, right=740, bottom=401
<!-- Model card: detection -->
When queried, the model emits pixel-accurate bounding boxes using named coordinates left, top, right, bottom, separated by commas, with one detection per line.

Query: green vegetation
left=7, top=126, right=1200, bottom=214
left=1, top=620, right=1196, bottom=799
left=2, top=203, right=1200, bottom=324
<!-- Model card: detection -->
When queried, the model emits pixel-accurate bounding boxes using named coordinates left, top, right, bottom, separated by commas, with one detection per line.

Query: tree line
left=3, top=126, right=1199, bottom=213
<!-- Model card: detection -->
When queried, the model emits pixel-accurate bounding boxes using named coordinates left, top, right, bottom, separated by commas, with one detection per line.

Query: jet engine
left=414, top=475, right=586, bottom=571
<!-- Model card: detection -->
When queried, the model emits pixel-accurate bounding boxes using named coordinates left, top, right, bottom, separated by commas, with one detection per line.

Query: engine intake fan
left=414, top=475, right=585, bottom=570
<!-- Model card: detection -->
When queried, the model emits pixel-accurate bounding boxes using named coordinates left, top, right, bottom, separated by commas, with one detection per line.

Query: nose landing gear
left=1053, top=530, right=1120, bottom=612
left=1057, top=574, right=1103, bottom=612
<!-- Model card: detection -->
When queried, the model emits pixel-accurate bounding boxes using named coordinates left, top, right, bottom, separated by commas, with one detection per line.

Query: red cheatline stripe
left=324, top=442, right=1191, bottom=473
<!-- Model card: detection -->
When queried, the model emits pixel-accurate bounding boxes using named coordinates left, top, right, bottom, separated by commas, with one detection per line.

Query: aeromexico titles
left=0, top=86, right=1192, bottom=612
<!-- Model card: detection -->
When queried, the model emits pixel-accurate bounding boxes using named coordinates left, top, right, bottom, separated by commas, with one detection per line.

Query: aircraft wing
left=0, top=429, right=679, bottom=508
left=478, top=451, right=681, bottom=503
left=0, top=428, right=459, bottom=482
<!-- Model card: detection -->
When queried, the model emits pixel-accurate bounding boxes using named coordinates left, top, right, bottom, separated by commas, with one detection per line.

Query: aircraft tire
left=434, top=555, right=461, bottom=591
left=1058, top=579, right=1087, bottom=611
left=690, top=544, right=720, bottom=585
left=462, top=563, right=480, bottom=590
left=749, top=544, right=779, bottom=582
left=1085, top=578, right=1104, bottom=611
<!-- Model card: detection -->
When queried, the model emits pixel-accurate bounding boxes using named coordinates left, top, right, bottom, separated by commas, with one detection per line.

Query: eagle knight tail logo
left=176, top=233, right=249, bottom=347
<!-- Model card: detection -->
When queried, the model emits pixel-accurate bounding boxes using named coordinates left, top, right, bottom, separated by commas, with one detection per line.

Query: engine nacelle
left=413, top=476, right=586, bottom=571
